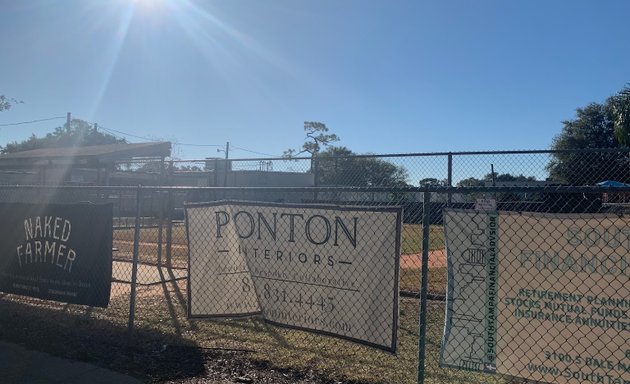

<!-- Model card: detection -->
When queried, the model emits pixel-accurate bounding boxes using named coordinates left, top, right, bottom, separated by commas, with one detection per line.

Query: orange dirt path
left=400, top=249, right=446, bottom=269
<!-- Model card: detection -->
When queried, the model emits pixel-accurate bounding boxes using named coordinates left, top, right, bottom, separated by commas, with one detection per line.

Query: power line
left=0, top=116, right=279, bottom=158
left=77, top=119, right=157, bottom=143
left=75, top=120, right=278, bottom=158
left=98, top=125, right=161, bottom=142
left=0, top=116, right=65, bottom=127
left=97, top=127, right=128, bottom=141
left=231, top=145, right=280, bottom=158
left=172, top=142, right=223, bottom=147
left=98, top=125, right=223, bottom=147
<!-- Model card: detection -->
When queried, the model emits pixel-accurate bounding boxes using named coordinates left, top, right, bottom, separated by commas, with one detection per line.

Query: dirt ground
left=146, top=344, right=361, bottom=384
left=399, top=249, right=446, bottom=269
left=105, top=248, right=446, bottom=383
left=128, top=284, right=379, bottom=384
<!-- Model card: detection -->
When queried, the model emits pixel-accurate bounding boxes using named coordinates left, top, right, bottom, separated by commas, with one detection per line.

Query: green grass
left=400, top=267, right=447, bottom=295
left=401, top=225, right=444, bottom=254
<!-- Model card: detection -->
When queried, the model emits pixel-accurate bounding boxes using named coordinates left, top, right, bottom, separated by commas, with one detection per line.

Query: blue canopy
left=596, top=180, right=629, bottom=187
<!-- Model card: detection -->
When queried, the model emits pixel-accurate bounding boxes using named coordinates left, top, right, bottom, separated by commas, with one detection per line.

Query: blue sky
left=1, top=0, right=629, bottom=160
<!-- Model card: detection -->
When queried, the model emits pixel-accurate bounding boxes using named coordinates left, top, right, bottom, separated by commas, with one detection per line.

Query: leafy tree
left=0, top=95, right=22, bottom=112
left=456, top=173, right=536, bottom=187
left=547, top=99, right=629, bottom=185
left=0, top=96, right=11, bottom=112
left=612, top=85, right=630, bottom=146
left=490, top=173, right=536, bottom=183
left=2, top=119, right=125, bottom=153
left=456, top=177, right=484, bottom=187
left=456, top=173, right=538, bottom=202
left=283, top=121, right=339, bottom=158
left=316, top=146, right=409, bottom=187
left=283, top=122, right=408, bottom=187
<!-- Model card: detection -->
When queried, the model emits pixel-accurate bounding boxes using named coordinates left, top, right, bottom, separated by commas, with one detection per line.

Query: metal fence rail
left=110, top=148, right=630, bottom=190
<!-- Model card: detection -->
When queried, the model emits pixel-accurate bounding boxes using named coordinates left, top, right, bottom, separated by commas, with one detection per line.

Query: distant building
left=0, top=142, right=172, bottom=185
left=0, top=143, right=315, bottom=190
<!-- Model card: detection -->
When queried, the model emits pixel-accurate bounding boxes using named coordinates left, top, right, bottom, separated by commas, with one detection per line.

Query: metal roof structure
left=0, top=142, right=171, bottom=169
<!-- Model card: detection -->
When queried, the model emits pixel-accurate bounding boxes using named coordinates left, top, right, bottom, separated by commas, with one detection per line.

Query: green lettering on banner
left=485, top=213, right=498, bottom=372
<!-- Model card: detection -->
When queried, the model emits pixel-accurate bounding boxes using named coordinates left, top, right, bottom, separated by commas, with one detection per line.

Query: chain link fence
left=0, top=149, right=629, bottom=383
left=432, top=186, right=628, bottom=384
left=108, top=148, right=630, bottom=188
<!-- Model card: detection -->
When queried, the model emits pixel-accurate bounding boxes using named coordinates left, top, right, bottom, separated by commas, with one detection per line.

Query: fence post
left=157, top=191, right=164, bottom=267
left=127, top=185, right=142, bottom=340
left=447, top=153, right=453, bottom=207
left=166, top=190, right=173, bottom=268
left=417, top=190, right=432, bottom=384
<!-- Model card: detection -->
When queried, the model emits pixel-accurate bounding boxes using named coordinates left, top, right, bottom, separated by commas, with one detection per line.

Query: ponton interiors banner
left=441, top=210, right=629, bottom=384
left=0, top=203, right=113, bottom=308
left=186, top=201, right=402, bottom=352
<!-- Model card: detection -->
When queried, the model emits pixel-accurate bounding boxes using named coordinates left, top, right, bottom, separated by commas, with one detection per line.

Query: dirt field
left=399, top=249, right=446, bottom=269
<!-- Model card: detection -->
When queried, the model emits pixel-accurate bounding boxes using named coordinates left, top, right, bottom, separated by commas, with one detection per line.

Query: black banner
left=0, top=203, right=113, bottom=307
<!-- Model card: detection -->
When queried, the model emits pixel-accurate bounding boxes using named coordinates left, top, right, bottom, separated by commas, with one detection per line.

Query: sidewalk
left=0, top=341, right=143, bottom=384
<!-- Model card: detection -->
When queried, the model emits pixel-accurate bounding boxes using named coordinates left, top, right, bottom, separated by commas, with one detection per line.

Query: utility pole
left=94, top=123, right=98, bottom=132
left=217, top=141, right=230, bottom=159
left=66, top=112, right=71, bottom=131
left=217, top=141, right=230, bottom=186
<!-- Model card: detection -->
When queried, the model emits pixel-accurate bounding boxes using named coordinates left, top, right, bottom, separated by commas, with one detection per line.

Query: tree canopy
left=456, top=172, right=536, bottom=187
left=2, top=119, right=125, bottom=154
left=316, top=146, right=409, bottom=187
left=547, top=86, right=630, bottom=185
left=612, top=85, right=630, bottom=146
left=283, top=121, right=339, bottom=158
left=455, top=173, right=538, bottom=202
left=283, top=122, right=408, bottom=186
left=0, top=95, right=21, bottom=112
left=0, top=96, right=12, bottom=112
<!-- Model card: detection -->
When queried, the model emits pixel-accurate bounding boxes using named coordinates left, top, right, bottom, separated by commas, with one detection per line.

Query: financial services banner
left=441, top=210, right=629, bottom=384
left=186, top=201, right=402, bottom=352
left=0, top=203, right=113, bottom=307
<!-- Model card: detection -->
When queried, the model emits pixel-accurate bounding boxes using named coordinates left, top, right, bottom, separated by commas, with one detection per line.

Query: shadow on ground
left=0, top=294, right=374, bottom=384
left=0, top=297, right=204, bottom=383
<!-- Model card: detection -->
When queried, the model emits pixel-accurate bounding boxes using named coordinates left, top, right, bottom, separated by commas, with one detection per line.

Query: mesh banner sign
left=0, top=203, right=113, bottom=308
left=186, top=201, right=402, bottom=352
left=441, top=209, right=629, bottom=384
